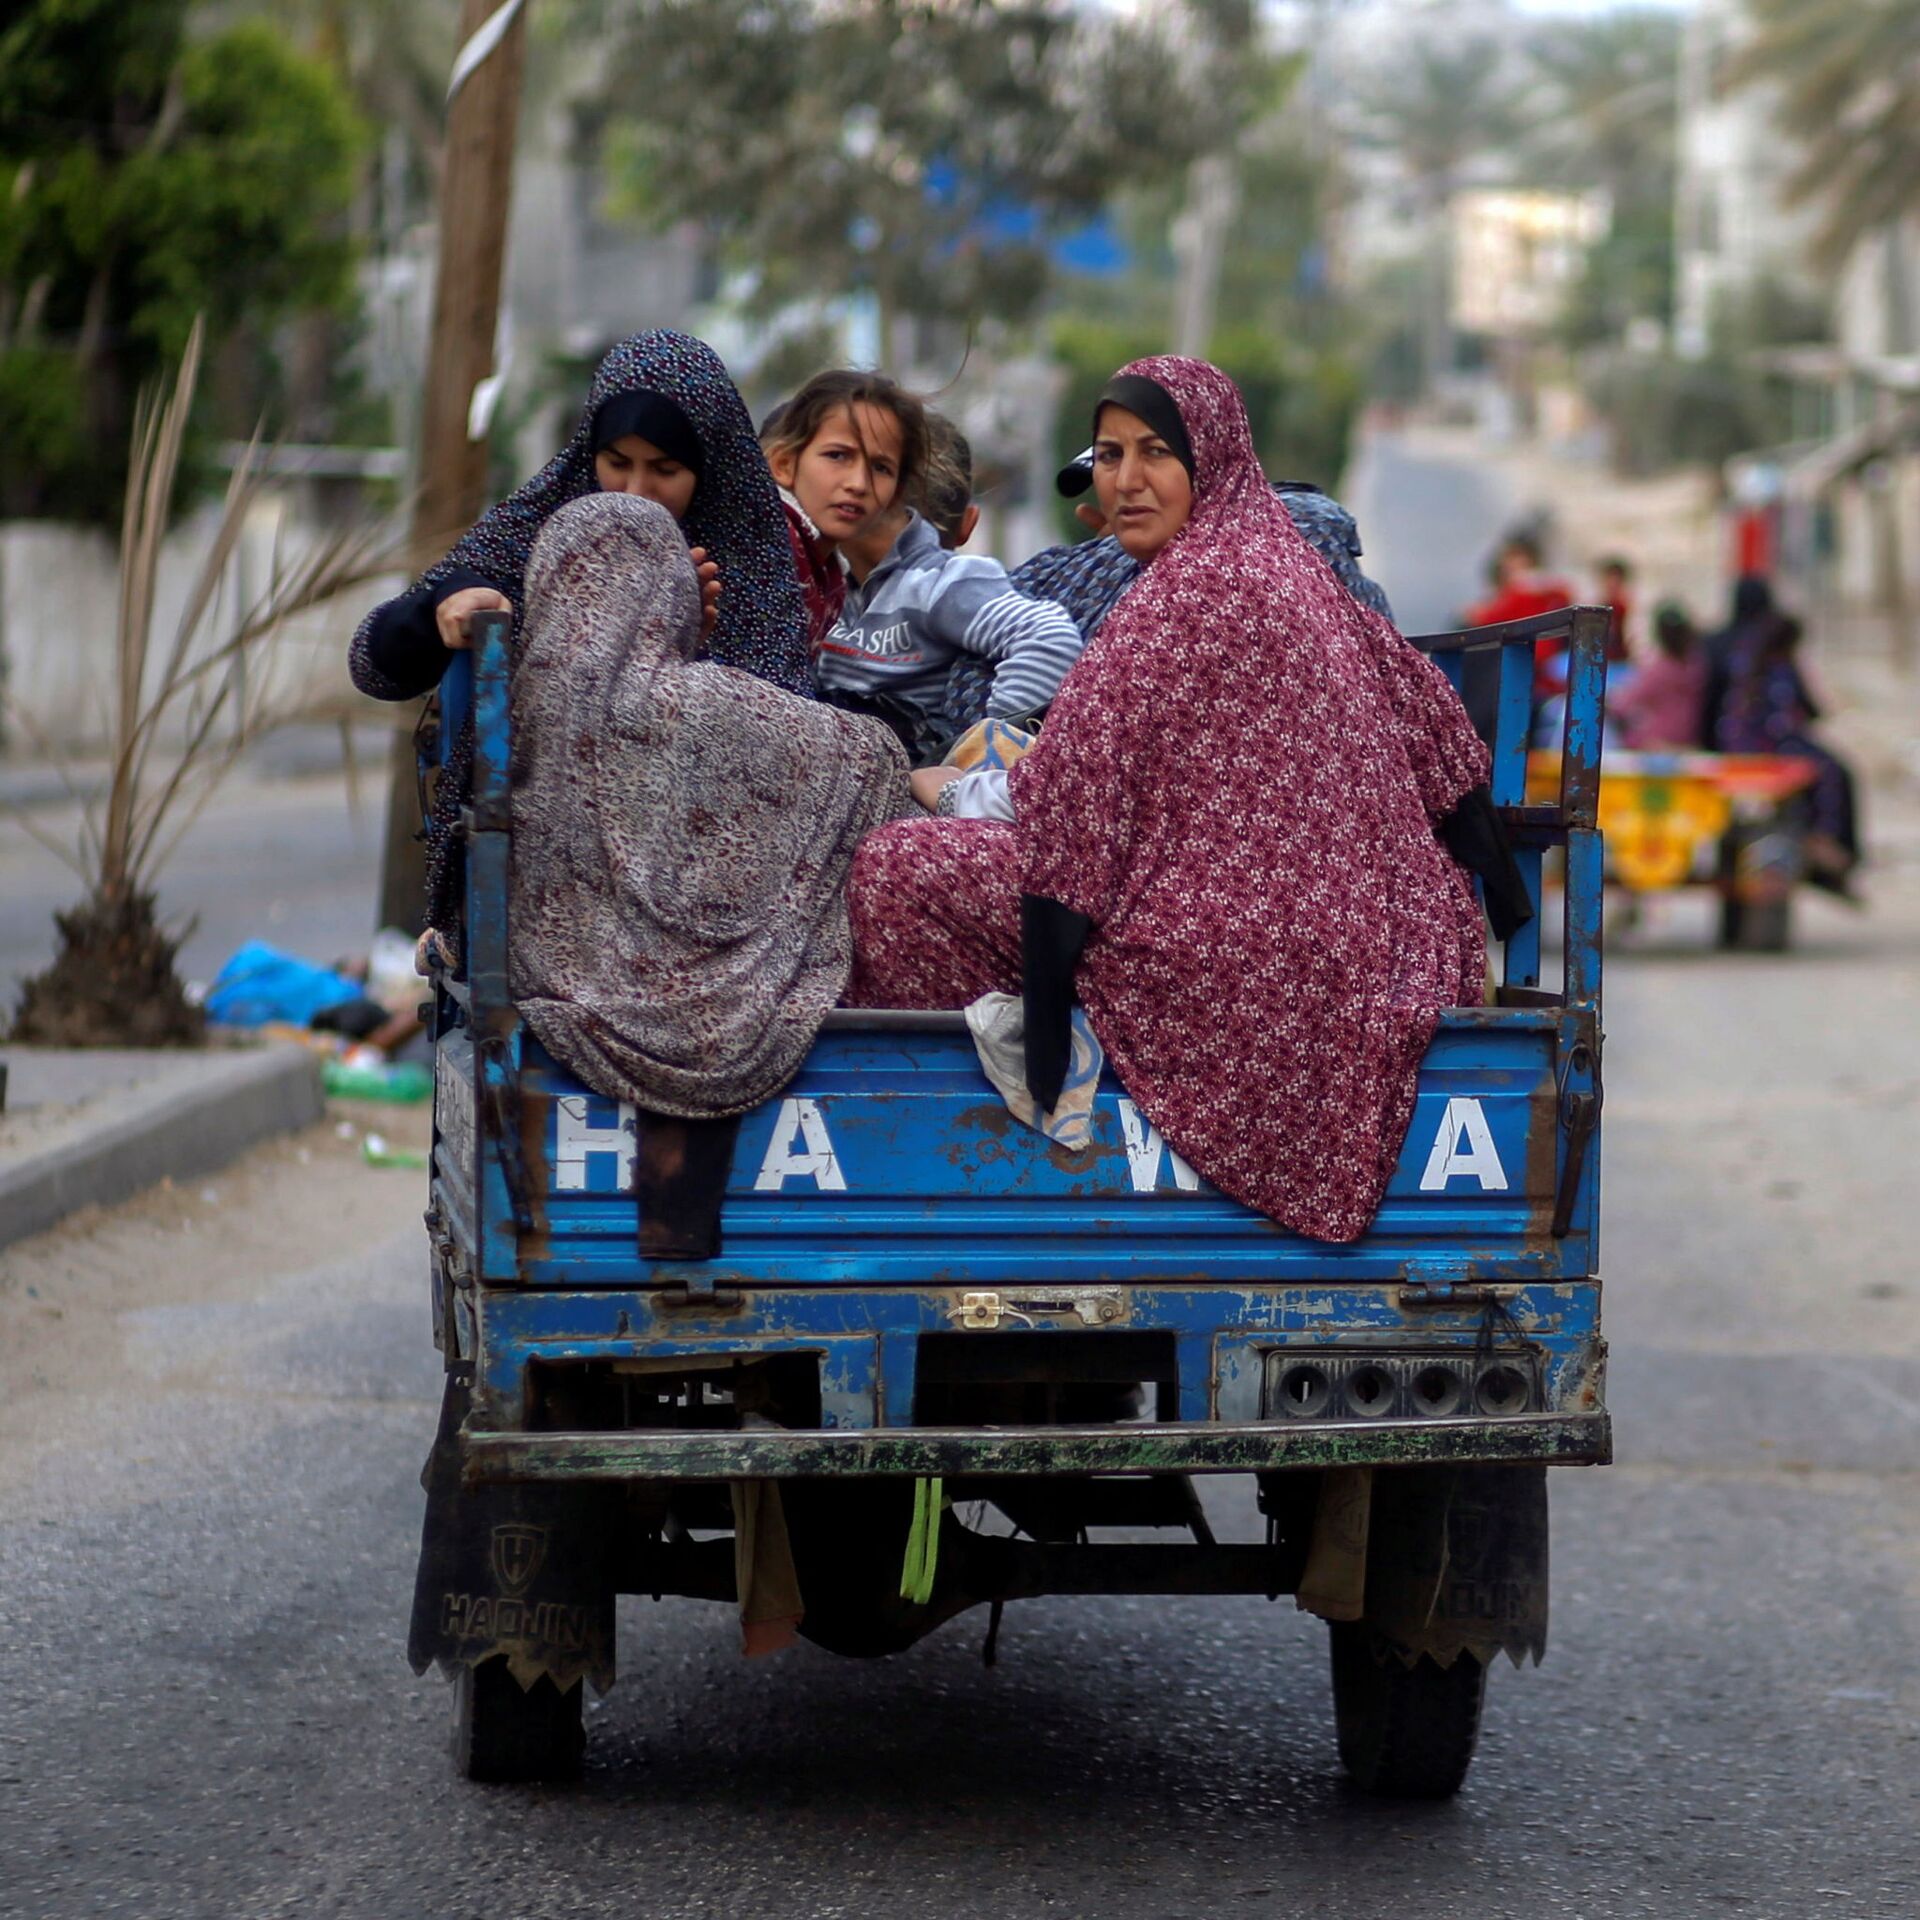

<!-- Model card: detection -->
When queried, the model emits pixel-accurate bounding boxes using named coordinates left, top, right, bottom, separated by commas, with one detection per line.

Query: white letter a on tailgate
left=1419, top=1097, right=1509, bottom=1192
left=753, top=1097, right=848, bottom=1191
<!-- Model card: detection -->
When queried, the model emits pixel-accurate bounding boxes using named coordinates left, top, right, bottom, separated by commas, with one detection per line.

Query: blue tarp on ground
left=206, top=941, right=360, bottom=1028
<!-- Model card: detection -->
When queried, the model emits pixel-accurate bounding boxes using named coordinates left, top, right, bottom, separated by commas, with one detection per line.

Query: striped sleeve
left=960, top=591, right=1086, bottom=718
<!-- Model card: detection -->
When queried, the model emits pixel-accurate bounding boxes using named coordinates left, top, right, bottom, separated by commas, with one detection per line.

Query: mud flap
left=1364, top=1463, right=1549, bottom=1671
left=407, top=1373, right=616, bottom=1694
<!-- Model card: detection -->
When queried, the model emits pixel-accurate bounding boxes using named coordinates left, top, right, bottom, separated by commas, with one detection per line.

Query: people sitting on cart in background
left=1465, top=529, right=1577, bottom=701
left=1597, top=555, right=1635, bottom=664
left=844, top=354, right=1529, bottom=1246
left=812, top=413, right=1086, bottom=765
left=1703, top=582, right=1862, bottom=898
left=1609, top=601, right=1706, bottom=752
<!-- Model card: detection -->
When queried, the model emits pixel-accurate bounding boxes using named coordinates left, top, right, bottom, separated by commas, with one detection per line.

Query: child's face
left=772, top=404, right=903, bottom=543
left=594, top=433, right=698, bottom=520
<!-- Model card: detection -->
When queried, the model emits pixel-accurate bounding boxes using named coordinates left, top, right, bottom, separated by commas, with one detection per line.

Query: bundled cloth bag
left=510, top=492, right=911, bottom=1118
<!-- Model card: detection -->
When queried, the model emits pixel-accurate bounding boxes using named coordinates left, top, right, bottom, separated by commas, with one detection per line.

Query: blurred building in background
left=1672, top=0, right=1818, bottom=362
left=1452, top=189, right=1609, bottom=338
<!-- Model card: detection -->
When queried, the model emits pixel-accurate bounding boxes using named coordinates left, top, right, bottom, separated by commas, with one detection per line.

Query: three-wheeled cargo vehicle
left=408, top=603, right=1612, bottom=1798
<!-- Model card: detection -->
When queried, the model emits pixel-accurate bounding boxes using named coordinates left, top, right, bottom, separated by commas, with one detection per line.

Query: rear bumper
left=460, top=1410, right=1612, bottom=1482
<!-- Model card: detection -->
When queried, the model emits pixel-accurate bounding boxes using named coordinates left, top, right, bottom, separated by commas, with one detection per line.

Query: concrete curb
left=0, top=1044, right=325, bottom=1253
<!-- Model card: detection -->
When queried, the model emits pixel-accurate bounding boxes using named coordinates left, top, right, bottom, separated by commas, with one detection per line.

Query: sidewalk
left=0, top=1043, right=324, bottom=1251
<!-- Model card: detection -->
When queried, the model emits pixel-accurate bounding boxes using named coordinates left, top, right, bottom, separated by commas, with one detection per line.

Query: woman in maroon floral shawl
left=845, top=355, right=1491, bottom=1242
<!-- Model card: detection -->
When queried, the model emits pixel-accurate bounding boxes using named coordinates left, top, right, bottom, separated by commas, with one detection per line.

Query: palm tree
left=1734, top=0, right=1920, bottom=272
left=1520, top=10, right=1680, bottom=211
left=5, top=320, right=394, bottom=1046
left=1347, top=37, right=1523, bottom=389
left=1518, top=10, right=1683, bottom=340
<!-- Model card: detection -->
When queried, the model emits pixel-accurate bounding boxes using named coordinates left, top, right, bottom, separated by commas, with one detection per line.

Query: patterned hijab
left=412, top=328, right=811, bottom=694
left=510, top=494, right=910, bottom=1116
left=1008, top=356, right=1489, bottom=1241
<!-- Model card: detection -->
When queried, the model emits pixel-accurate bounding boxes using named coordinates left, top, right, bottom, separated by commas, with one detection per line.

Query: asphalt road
left=3, top=442, right=1918, bottom=1919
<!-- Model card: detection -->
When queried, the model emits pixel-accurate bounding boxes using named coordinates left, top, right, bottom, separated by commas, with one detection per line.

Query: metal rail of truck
left=408, top=603, right=1612, bottom=1798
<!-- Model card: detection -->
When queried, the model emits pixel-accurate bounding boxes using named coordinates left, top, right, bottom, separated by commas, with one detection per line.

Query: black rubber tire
left=450, top=1655, right=585, bottom=1783
left=1719, top=892, right=1793, bottom=952
left=1328, top=1622, right=1487, bottom=1799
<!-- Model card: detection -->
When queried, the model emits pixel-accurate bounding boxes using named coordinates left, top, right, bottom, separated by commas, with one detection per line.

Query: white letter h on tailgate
left=553, top=1095, right=636, bottom=1193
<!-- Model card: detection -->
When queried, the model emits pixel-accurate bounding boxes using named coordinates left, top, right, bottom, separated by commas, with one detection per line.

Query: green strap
left=899, top=1475, right=945, bottom=1605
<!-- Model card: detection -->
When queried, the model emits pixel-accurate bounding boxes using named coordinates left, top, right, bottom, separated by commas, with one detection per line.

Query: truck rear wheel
left=1328, top=1622, right=1486, bottom=1799
left=451, top=1655, right=585, bottom=1783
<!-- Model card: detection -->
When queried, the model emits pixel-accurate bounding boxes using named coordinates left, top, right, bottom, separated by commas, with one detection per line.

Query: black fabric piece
left=360, top=566, right=499, bottom=700
left=310, top=995, right=391, bottom=1041
left=1094, top=374, right=1195, bottom=478
left=408, top=1372, right=617, bottom=1694
left=1020, top=892, right=1091, bottom=1115
left=634, top=1110, right=745, bottom=1261
left=819, top=685, right=928, bottom=761
left=1439, top=785, right=1535, bottom=943
left=588, top=389, right=704, bottom=474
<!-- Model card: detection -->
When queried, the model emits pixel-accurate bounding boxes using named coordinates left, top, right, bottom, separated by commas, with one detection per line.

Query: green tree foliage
left=1734, top=0, right=1920, bottom=273
left=1348, top=36, right=1522, bottom=212
left=0, top=0, right=365, bottom=521
left=1517, top=9, right=1681, bottom=345
left=581, top=0, right=1212, bottom=335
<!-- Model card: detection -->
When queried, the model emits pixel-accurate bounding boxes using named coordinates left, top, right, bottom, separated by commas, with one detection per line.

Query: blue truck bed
left=423, top=605, right=1608, bottom=1481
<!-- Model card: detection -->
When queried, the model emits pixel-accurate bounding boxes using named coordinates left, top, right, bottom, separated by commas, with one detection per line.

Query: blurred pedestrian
left=1697, top=574, right=1773, bottom=750
left=1713, top=607, right=1861, bottom=897
left=1597, top=554, right=1634, bottom=663
left=1610, top=601, right=1705, bottom=752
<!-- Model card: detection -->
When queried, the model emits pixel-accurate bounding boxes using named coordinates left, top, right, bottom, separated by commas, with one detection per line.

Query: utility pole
left=375, top=0, right=528, bottom=934
left=1169, top=0, right=1253, bottom=362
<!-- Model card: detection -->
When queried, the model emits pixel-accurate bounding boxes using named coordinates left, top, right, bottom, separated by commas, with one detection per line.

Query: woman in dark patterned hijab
left=351, top=328, right=811, bottom=700
left=348, top=329, right=813, bottom=931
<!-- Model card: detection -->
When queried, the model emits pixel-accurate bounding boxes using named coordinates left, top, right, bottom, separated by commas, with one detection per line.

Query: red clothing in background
left=1466, top=575, right=1576, bottom=696
left=1611, top=654, right=1706, bottom=751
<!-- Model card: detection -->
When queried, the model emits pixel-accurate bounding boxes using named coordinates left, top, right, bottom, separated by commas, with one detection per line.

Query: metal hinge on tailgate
left=475, top=1029, right=534, bottom=1235
left=1552, top=1034, right=1602, bottom=1239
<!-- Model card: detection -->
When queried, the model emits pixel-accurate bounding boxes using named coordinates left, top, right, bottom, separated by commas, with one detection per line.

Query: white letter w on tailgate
left=1118, top=1099, right=1201, bottom=1193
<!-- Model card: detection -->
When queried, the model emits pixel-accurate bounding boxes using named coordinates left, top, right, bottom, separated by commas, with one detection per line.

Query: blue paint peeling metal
left=428, top=607, right=1612, bottom=1475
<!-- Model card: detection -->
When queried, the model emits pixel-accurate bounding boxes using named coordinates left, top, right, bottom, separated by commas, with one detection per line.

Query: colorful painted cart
left=1529, top=748, right=1819, bottom=950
